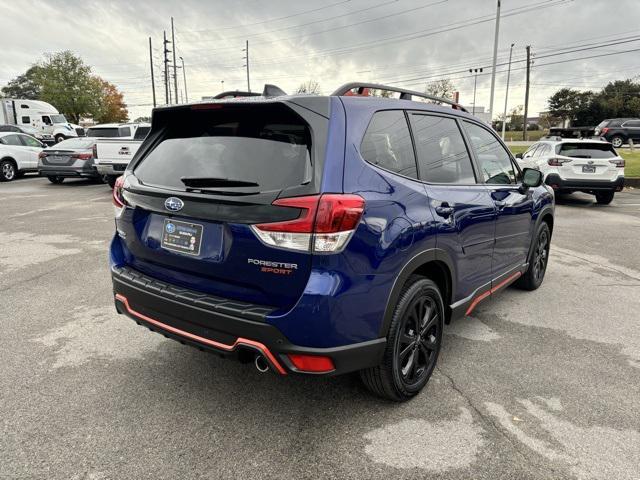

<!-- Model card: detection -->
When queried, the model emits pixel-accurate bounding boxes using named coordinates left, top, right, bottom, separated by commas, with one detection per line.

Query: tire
left=0, top=159, right=17, bottom=181
left=47, top=176, right=64, bottom=184
left=595, top=191, right=615, bottom=205
left=106, top=175, right=118, bottom=188
left=360, top=276, right=444, bottom=402
left=54, top=134, right=66, bottom=143
left=610, top=136, right=624, bottom=148
left=516, top=222, right=551, bottom=291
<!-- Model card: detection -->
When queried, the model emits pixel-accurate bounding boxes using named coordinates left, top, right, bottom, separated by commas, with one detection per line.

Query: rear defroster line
left=114, top=293, right=287, bottom=375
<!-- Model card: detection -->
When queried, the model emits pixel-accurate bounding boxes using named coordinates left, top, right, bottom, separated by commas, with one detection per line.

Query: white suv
left=515, top=137, right=624, bottom=204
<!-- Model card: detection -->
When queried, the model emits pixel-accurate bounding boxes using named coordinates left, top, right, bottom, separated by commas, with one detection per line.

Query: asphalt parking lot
left=1, top=176, right=639, bottom=480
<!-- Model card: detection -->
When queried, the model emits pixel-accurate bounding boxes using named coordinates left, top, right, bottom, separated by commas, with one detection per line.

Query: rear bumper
left=96, top=163, right=127, bottom=175
left=111, top=265, right=386, bottom=376
left=38, top=166, right=100, bottom=178
left=545, top=173, right=624, bottom=192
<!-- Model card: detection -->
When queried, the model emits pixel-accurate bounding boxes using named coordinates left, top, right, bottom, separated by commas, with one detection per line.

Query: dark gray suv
left=595, top=118, right=640, bottom=148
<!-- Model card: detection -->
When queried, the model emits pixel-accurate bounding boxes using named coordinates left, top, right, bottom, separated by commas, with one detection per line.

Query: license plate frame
left=161, top=218, right=204, bottom=256
left=582, top=165, right=596, bottom=173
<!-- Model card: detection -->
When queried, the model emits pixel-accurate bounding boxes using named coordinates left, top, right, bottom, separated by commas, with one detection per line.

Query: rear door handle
left=435, top=202, right=454, bottom=218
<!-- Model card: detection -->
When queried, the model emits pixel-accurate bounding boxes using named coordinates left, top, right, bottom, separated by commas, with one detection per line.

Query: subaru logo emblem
left=164, top=197, right=184, bottom=212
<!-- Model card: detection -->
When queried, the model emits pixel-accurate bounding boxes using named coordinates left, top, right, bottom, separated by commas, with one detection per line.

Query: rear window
left=557, top=143, right=617, bottom=158
left=134, top=126, right=150, bottom=140
left=54, top=138, right=96, bottom=149
left=134, top=104, right=312, bottom=193
left=86, top=127, right=120, bottom=138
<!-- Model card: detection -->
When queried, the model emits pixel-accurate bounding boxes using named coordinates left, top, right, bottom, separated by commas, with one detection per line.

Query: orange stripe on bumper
left=115, top=293, right=287, bottom=375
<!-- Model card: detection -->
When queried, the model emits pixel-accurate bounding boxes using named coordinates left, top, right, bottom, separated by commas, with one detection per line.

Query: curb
left=624, top=177, right=640, bottom=188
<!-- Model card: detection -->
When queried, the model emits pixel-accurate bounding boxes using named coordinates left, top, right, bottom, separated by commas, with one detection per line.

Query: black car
left=594, top=118, right=640, bottom=148
left=0, top=124, right=56, bottom=145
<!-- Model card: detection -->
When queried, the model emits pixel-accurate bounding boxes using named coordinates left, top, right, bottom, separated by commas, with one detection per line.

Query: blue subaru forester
left=110, top=83, right=554, bottom=401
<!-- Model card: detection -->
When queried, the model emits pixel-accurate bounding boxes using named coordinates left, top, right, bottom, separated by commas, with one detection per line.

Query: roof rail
left=331, top=82, right=468, bottom=112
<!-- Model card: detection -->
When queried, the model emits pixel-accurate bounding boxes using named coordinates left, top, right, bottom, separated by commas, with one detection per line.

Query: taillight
left=251, top=194, right=365, bottom=253
left=93, top=144, right=98, bottom=159
left=38, top=152, right=47, bottom=159
left=601, top=127, right=610, bottom=135
left=609, top=159, right=625, bottom=168
left=548, top=158, right=573, bottom=166
left=112, top=176, right=127, bottom=217
left=71, top=152, right=93, bottom=160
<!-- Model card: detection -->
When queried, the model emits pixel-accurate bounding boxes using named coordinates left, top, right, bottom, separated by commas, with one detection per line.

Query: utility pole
left=149, top=37, right=156, bottom=108
left=171, top=17, right=178, bottom=104
left=180, top=56, right=188, bottom=102
left=501, top=43, right=514, bottom=140
left=242, top=40, right=250, bottom=92
left=163, top=31, right=170, bottom=104
left=488, top=0, right=501, bottom=123
left=469, top=68, right=483, bottom=116
left=523, top=45, right=531, bottom=141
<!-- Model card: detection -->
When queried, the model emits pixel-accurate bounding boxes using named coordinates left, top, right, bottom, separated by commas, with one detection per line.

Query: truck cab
left=1, top=99, right=82, bottom=143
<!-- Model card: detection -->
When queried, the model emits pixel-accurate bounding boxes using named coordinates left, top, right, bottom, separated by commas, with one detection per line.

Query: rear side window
left=2, top=134, right=23, bottom=146
left=463, top=121, right=517, bottom=185
left=623, top=120, right=640, bottom=128
left=134, top=104, right=313, bottom=193
left=360, top=110, right=417, bottom=179
left=409, top=114, right=475, bottom=184
left=557, top=143, right=617, bottom=158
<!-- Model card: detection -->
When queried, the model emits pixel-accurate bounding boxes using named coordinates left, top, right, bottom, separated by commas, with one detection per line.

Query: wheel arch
left=379, top=249, right=455, bottom=337
left=0, top=156, right=18, bottom=172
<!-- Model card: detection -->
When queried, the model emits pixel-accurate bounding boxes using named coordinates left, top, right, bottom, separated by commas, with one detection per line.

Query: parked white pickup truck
left=94, top=124, right=150, bottom=187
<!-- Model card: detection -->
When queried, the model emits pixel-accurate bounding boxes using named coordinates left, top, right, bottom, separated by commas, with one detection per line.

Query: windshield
left=134, top=105, right=312, bottom=193
left=50, top=114, right=67, bottom=124
left=557, top=143, right=617, bottom=159
left=51, top=138, right=96, bottom=150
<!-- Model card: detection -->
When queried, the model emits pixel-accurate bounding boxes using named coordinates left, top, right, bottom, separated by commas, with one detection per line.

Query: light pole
left=488, top=0, right=501, bottom=121
left=469, top=68, right=483, bottom=115
left=501, top=43, right=515, bottom=140
left=221, top=80, right=225, bottom=92
left=179, top=56, right=188, bottom=102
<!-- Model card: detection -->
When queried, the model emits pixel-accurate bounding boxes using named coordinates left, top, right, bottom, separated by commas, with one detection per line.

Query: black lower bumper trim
left=545, top=173, right=624, bottom=192
left=111, top=265, right=386, bottom=376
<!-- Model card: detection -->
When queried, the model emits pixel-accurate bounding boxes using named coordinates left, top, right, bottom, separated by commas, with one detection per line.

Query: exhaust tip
left=254, top=355, right=270, bottom=373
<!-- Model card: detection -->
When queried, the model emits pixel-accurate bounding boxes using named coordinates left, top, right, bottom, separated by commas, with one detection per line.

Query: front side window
left=20, top=135, right=42, bottom=147
left=360, top=110, right=417, bottom=179
left=409, top=114, right=476, bottom=184
left=523, top=143, right=539, bottom=158
left=463, top=121, right=517, bottom=185
left=535, top=144, right=551, bottom=157
left=42, top=116, right=52, bottom=125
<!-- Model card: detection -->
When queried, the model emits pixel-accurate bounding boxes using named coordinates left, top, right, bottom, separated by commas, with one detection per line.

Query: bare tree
left=425, top=79, right=456, bottom=99
left=296, top=80, right=321, bottom=94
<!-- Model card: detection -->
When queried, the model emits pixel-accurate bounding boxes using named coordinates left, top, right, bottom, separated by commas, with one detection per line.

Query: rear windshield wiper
left=180, top=176, right=260, bottom=188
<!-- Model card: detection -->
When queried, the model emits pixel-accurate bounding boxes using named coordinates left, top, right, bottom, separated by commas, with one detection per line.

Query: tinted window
left=410, top=114, right=475, bottom=184
left=360, top=110, right=417, bottom=179
left=0, top=126, right=16, bottom=132
left=20, top=135, right=42, bottom=147
left=624, top=120, right=640, bottom=128
left=21, top=116, right=30, bottom=124
left=135, top=104, right=313, bottom=193
left=2, top=134, right=23, bottom=146
left=557, top=143, right=617, bottom=158
left=134, top=126, right=150, bottom=140
left=119, top=127, right=131, bottom=137
left=464, top=121, right=517, bottom=184
left=42, top=116, right=51, bottom=125
left=86, top=127, right=120, bottom=138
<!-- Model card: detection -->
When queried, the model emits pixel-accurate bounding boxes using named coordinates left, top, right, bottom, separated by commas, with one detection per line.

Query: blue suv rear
left=109, top=83, right=554, bottom=401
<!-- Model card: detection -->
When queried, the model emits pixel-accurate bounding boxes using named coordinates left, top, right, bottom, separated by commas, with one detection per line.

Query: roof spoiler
left=331, top=82, right=468, bottom=112
left=212, top=84, right=288, bottom=100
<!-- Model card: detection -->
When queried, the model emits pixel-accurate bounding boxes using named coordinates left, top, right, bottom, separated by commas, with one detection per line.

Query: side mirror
left=515, top=152, right=523, bottom=159
left=522, top=168, right=543, bottom=189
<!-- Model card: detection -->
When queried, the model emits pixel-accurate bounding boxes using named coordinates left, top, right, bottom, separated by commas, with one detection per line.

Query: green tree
left=1, top=66, right=43, bottom=99
left=36, top=51, right=102, bottom=123
left=547, top=88, right=594, bottom=126
left=508, top=105, right=524, bottom=131
left=133, top=116, right=151, bottom=123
